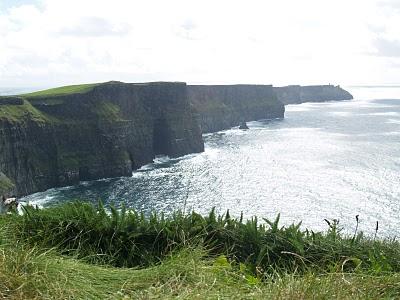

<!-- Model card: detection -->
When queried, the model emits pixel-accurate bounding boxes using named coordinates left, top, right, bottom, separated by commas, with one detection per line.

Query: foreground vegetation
left=1, top=202, right=400, bottom=299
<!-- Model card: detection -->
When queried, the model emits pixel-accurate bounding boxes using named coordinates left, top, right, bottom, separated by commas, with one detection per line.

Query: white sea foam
left=286, top=105, right=313, bottom=112
left=383, top=131, right=400, bottom=136
left=153, top=155, right=171, bottom=164
left=21, top=194, right=56, bottom=208
left=387, top=119, right=400, bottom=124
left=329, top=111, right=352, bottom=117
left=368, top=112, right=399, bottom=116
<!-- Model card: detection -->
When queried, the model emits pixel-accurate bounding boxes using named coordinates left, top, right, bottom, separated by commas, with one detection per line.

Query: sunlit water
left=13, top=86, right=400, bottom=237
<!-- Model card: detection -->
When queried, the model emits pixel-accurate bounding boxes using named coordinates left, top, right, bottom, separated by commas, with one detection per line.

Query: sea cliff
left=274, top=85, right=353, bottom=105
left=0, top=82, right=353, bottom=196
left=188, top=85, right=285, bottom=133
left=0, top=81, right=204, bottom=196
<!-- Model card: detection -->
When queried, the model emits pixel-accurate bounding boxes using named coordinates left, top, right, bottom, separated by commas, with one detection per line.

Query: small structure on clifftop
left=239, top=121, right=249, bottom=130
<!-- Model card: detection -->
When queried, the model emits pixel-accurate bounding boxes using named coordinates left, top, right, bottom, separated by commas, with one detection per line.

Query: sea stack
left=239, top=121, right=249, bottom=130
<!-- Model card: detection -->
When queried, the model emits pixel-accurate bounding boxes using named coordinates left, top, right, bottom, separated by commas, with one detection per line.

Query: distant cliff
left=0, top=81, right=204, bottom=196
left=188, top=85, right=285, bottom=133
left=274, top=85, right=353, bottom=105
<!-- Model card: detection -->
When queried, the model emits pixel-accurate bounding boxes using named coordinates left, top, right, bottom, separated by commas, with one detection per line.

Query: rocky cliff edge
left=0, top=81, right=204, bottom=196
left=274, top=85, right=353, bottom=105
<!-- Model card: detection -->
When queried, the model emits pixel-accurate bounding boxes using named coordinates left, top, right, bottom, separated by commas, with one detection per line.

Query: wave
left=387, top=119, right=400, bottom=124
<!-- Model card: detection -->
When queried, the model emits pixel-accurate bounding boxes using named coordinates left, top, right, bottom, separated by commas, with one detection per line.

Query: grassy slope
left=1, top=244, right=400, bottom=299
left=0, top=100, right=51, bottom=123
left=0, top=83, right=97, bottom=124
left=21, top=83, right=100, bottom=98
left=1, top=203, right=400, bottom=299
left=0, top=82, right=127, bottom=124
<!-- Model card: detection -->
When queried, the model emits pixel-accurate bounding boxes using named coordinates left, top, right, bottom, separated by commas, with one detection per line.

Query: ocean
left=6, top=85, right=400, bottom=237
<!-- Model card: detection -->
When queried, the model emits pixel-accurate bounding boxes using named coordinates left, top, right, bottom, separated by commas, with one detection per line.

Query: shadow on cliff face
left=153, top=118, right=171, bottom=156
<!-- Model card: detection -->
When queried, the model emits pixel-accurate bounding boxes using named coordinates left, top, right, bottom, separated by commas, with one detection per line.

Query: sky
left=0, top=0, right=399, bottom=88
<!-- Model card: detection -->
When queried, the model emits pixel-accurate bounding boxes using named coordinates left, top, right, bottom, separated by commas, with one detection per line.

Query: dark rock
left=274, top=85, right=353, bottom=105
left=239, top=122, right=249, bottom=130
left=0, top=97, right=24, bottom=106
left=0, top=81, right=204, bottom=196
left=188, top=85, right=285, bottom=133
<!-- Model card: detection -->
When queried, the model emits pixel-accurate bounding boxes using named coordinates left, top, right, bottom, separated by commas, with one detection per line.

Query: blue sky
left=0, top=0, right=399, bottom=87
left=0, top=0, right=38, bottom=10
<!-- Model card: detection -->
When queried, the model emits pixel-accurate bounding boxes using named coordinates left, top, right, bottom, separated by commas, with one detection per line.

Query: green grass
left=0, top=83, right=127, bottom=124
left=91, top=101, right=125, bottom=121
left=1, top=243, right=399, bottom=299
left=0, top=100, right=51, bottom=123
left=21, top=83, right=101, bottom=98
left=1, top=202, right=400, bottom=299
left=12, top=202, right=400, bottom=273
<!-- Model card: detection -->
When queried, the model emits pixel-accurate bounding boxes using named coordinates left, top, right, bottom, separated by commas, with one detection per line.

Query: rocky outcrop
left=0, top=81, right=204, bottom=196
left=274, top=85, right=353, bottom=105
left=239, top=122, right=249, bottom=130
left=188, top=85, right=285, bottom=133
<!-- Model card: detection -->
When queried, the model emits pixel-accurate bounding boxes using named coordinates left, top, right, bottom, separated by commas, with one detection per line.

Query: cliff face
left=0, top=82, right=350, bottom=196
left=188, top=85, right=285, bottom=133
left=274, top=85, right=353, bottom=105
left=0, top=82, right=204, bottom=196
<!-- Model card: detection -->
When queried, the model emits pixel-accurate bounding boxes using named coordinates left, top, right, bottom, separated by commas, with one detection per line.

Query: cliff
left=0, top=81, right=204, bottom=196
left=274, top=85, right=353, bottom=105
left=188, top=85, right=285, bottom=133
left=0, top=82, right=350, bottom=197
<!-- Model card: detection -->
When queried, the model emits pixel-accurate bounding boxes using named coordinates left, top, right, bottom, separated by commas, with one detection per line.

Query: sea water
left=14, top=86, right=400, bottom=237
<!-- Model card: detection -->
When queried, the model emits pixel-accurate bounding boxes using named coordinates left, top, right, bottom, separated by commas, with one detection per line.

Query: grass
left=21, top=83, right=101, bottom=98
left=0, top=84, right=127, bottom=124
left=91, top=101, right=125, bottom=121
left=2, top=244, right=400, bottom=299
left=12, top=202, right=400, bottom=272
left=0, top=100, right=52, bottom=124
left=1, top=202, right=400, bottom=299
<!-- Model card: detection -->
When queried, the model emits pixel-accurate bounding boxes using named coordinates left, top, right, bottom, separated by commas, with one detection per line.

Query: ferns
left=8, top=201, right=400, bottom=276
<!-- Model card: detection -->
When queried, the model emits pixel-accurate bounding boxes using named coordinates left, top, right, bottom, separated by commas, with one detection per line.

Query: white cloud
left=379, top=0, right=400, bottom=11
left=57, top=17, right=131, bottom=37
left=0, top=0, right=399, bottom=87
left=372, top=38, right=400, bottom=57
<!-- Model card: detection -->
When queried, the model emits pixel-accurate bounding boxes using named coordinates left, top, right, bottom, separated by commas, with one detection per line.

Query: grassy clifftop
left=0, top=81, right=187, bottom=124
left=1, top=202, right=400, bottom=298
left=0, top=100, right=52, bottom=123
left=21, top=83, right=101, bottom=98
left=19, top=81, right=181, bottom=99
left=0, top=82, right=124, bottom=124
